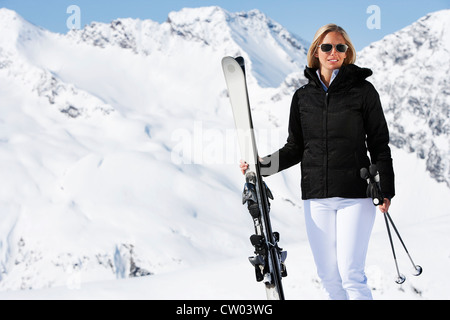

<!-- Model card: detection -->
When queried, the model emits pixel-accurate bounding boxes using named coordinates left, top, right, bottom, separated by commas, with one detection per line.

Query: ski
left=221, top=56, right=287, bottom=300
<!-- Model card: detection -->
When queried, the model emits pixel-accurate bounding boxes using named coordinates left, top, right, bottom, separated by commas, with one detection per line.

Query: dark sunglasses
left=318, top=43, right=348, bottom=53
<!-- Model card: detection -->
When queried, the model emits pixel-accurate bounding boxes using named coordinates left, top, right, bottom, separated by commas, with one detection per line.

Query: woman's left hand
left=379, top=198, right=391, bottom=213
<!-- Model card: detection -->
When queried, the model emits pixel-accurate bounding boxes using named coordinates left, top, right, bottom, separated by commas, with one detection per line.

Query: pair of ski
left=222, top=56, right=287, bottom=300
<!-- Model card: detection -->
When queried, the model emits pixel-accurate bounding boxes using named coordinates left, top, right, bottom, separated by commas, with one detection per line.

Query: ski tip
left=222, top=58, right=238, bottom=76
left=222, top=56, right=245, bottom=66
left=222, top=55, right=243, bottom=60
left=222, top=56, right=246, bottom=76
left=235, top=56, right=244, bottom=63
left=235, top=57, right=246, bottom=74
left=221, top=56, right=233, bottom=63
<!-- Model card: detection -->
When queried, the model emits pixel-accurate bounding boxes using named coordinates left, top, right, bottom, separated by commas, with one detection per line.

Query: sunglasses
left=318, top=43, right=349, bottom=53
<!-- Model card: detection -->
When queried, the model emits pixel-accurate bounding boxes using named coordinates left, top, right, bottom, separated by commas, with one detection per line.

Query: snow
left=0, top=6, right=449, bottom=300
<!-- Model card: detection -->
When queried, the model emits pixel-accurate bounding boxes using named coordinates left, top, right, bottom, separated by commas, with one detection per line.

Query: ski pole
left=383, top=212, right=406, bottom=284
left=361, top=164, right=423, bottom=283
left=385, top=212, right=423, bottom=276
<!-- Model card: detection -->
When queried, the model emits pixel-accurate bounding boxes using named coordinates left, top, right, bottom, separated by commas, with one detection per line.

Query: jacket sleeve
left=363, top=83, right=395, bottom=199
left=261, top=90, right=304, bottom=176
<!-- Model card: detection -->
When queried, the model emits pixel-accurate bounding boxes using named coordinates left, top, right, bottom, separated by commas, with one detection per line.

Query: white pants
left=304, top=197, right=376, bottom=300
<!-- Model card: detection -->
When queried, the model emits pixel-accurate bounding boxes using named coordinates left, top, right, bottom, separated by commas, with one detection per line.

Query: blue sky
left=1, top=0, right=449, bottom=51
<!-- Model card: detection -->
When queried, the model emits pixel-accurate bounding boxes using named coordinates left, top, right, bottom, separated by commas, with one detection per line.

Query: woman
left=240, top=24, right=395, bottom=300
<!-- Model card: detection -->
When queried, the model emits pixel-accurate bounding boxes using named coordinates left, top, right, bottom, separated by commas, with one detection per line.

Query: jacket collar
left=304, top=64, right=373, bottom=91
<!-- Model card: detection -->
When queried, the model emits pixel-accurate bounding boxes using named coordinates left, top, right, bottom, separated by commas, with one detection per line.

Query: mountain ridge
left=63, top=6, right=309, bottom=88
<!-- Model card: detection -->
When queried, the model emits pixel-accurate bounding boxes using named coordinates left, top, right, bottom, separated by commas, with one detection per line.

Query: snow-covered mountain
left=358, top=9, right=450, bottom=187
left=0, top=6, right=449, bottom=299
left=66, top=6, right=309, bottom=88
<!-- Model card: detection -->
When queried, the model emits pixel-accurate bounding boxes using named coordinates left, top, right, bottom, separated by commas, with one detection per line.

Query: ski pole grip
left=361, top=166, right=384, bottom=206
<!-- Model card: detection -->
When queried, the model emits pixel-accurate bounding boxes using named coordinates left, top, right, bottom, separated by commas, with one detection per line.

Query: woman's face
left=315, top=31, right=347, bottom=71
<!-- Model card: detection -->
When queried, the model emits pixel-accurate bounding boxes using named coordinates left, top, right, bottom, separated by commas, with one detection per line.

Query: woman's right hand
left=239, top=160, right=249, bottom=175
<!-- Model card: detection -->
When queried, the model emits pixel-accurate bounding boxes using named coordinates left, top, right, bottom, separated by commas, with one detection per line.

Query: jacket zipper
left=324, top=92, right=329, bottom=197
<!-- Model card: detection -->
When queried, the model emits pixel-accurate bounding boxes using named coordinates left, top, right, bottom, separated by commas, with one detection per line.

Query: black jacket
left=262, top=64, right=395, bottom=200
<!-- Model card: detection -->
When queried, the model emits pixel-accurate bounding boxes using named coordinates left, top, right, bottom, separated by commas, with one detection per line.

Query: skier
left=240, top=24, right=395, bottom=300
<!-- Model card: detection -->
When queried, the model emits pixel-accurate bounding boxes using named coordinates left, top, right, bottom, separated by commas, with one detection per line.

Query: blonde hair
left=307, top=24, right=356, bottom=68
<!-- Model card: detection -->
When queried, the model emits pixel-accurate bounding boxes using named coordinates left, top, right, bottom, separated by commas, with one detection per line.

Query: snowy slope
left=0, top=147, right=448, bottom=300
left=0, top=6, right=449, bottom=300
